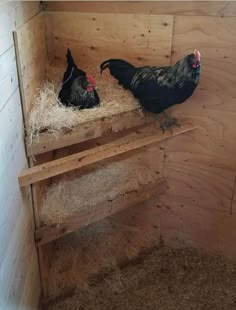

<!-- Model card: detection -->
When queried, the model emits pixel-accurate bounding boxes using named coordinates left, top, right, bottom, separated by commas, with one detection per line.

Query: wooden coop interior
left=1, top=1, right=236, bottom=309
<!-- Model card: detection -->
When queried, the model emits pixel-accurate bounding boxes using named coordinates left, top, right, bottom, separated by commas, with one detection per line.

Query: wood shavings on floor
left=46, top=215, right=160, bottom=298
left=45, top=246, right=236, bottom=310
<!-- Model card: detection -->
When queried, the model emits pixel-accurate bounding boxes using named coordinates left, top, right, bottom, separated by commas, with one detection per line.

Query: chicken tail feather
left=66, top=48, right=75, bottom=67
left=100, top=59, right=136, bottom=89
left=100, top=60, right=111, bottom=74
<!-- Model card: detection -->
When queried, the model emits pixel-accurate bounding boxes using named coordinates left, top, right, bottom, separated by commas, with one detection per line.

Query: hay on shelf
left=28, top=66, right=142, bottom=141
left=41, top=160, right=158, bottom=225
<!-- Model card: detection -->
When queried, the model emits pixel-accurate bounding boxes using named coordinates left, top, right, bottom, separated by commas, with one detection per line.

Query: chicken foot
left=156, top=111, right=180, bottom=133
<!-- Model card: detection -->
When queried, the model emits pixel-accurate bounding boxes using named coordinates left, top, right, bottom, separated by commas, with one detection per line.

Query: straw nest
left=41, top=159, right=158, bottom=225
left=28, top=66, right=142, bottom=141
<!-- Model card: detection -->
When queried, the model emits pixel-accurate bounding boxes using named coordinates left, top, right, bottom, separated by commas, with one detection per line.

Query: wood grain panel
left=232, top=177, right=236, bottom=215
left=0, top=1, right=41, bottom=57
left=161, top=201, right=236, bottom=259
left=163, top=152, right=235, bottom=214
left=0, top=2, right=41, bottom=308
left=162, top=15, right=236, bottom=254
left=45, top=12, right=173, bottom=67
left=0, top=89, right=25, bottom=176
left=44, top=1, right=236, bottom=17
left=14, top=13, right=47, bottom=127
left=167, top=16, right=236, bottom=158
left=19, top=251, right=41, bottom=309
left=0, top=214, right=38, bottom=308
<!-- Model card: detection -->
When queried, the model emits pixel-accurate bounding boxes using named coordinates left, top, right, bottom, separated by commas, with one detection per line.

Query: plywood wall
left=45, top=1, right=236, bottom=17
left=0, top=1, right=41, bottom=309
left=162, top=14, right=236, bottom=258
left=45, top=11, right=173, bottom=68
left=14, top=13, right=47, bottom=124
left=44, top=1, right=236, bottom=259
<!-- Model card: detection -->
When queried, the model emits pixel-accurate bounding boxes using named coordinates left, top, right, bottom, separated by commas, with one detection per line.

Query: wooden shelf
left=19, top=123, right=197, bottom=187
left=26, top=108, right=145, bottom=157
left=35, top=179, right=167, bottom=247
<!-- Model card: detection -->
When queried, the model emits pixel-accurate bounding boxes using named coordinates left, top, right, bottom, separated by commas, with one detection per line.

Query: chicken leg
left=156, top=111, right=180, bottom=133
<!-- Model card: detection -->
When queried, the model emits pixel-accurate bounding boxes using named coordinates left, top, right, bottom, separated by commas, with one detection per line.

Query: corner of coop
left=13, top=6, right=199, bottom=301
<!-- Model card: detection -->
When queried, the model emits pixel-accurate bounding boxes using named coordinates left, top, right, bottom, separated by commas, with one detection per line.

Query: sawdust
left=28, top=66, right=141, bottom=141
left=46, top=217, right=160, bottom=298
left=46, top=246, right=236, bottom=310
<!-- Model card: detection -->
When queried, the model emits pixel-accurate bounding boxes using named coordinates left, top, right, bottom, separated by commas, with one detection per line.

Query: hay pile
left=41, top=160, right=158, bottom=225
left=29, top=66, right=141, bottom=140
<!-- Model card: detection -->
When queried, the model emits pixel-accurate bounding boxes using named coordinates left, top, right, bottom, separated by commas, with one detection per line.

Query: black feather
left=59, top=49, right=100, bottom=109
left=100, top=59, right=136, bottom=89
left=100, top=53, right=201, bottom=114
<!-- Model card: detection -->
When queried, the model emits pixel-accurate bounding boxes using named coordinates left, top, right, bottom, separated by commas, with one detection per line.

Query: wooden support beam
left=35, top=179, right=167, bottom=246
left=19, top=123, right=197, bottom=187
left=44, top=1, right=236, bottom=17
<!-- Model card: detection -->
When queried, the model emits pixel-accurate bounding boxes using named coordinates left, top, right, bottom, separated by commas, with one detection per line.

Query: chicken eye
left=82, top=80, right=88, bottom=88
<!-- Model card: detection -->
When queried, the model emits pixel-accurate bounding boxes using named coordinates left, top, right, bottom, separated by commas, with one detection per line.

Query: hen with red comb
left=100, top=50, right=201, bottom=131
left=59, top=49, right=100, bottom=109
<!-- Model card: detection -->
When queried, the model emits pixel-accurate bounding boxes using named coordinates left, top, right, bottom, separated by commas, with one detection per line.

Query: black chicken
left=100, top=50, right=201, bottom=131
left=59, top=49, right=100, bottom=109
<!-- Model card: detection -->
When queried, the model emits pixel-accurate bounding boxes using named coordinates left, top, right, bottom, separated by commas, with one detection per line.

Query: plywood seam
left=17, top=3, right=44, bottom=29
left=0, top=85, right=18, bottom=113
left=218, top=1, right=231, bottom=17
left=0, top=43, right=14, bottom=59
left=230, top=176, right=236, bottom=215
left=44, top=13, right=50, bottom=65
left=13, top=31, right=28, bottom=132
left=170, top=15, right=175, bottom=65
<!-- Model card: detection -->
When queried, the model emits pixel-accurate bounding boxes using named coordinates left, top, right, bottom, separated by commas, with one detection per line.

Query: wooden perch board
left=19, top=123, right=197, bottom=187
left=35, top=179, right=167, bottom=246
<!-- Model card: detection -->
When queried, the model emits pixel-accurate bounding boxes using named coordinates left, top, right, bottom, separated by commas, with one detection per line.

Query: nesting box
left=15, top=2, right=234, bottom=301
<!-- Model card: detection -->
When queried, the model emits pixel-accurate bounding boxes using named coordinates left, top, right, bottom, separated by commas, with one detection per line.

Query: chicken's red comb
left=194, top=49, right=201, bottom=61
left=86, top=74, right=96, bottom=86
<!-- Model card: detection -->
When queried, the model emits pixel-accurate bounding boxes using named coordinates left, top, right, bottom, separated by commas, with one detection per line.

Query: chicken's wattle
left=86, top=74, right=96, bottom=92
